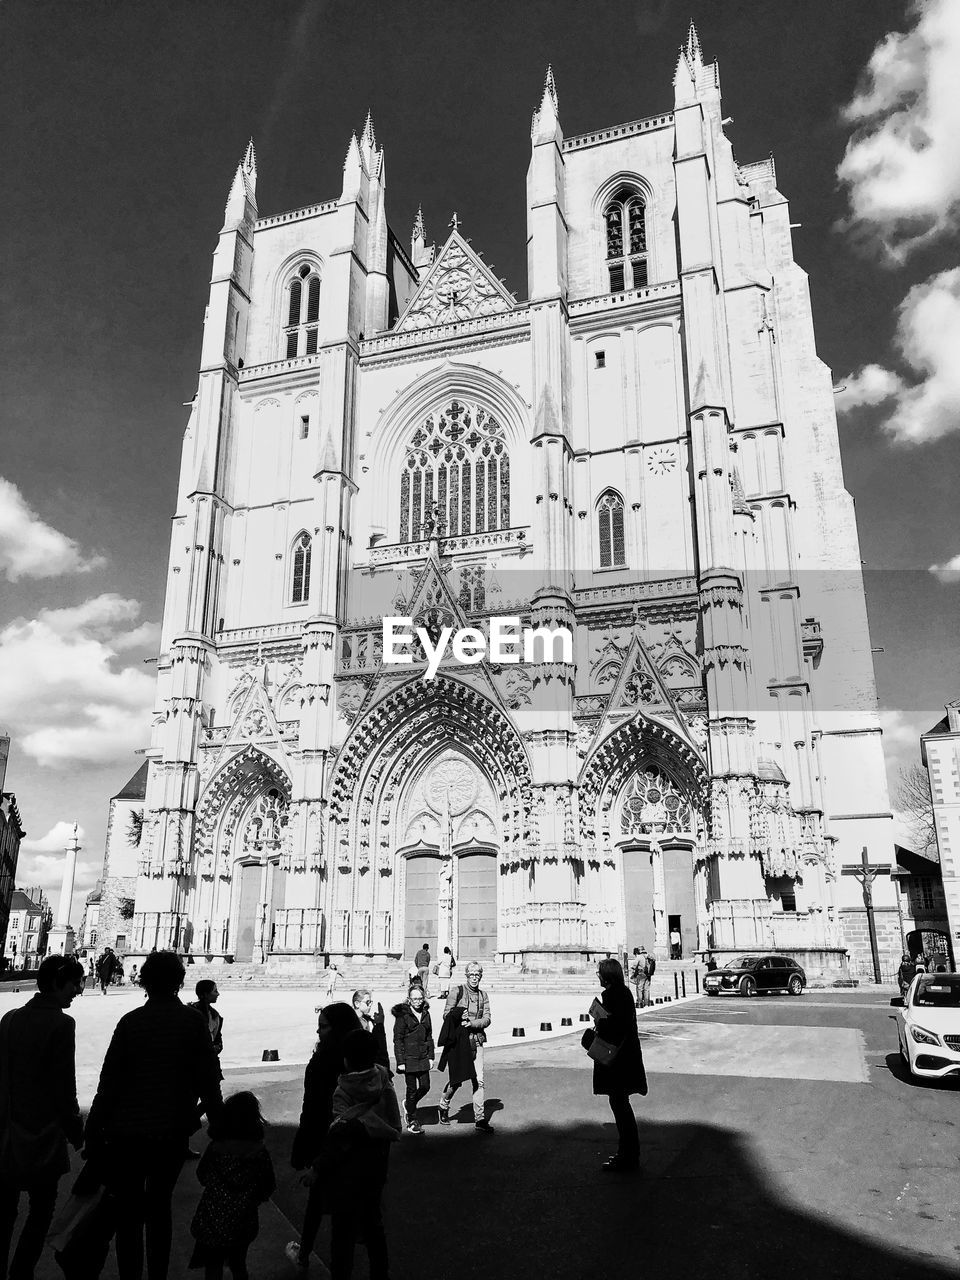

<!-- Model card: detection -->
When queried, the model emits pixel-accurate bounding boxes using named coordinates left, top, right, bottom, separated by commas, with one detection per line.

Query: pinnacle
left=242, top=137, right=256, bottom=176
left=362, top=109, right=376, bottom=151
left=344, top=131, right=361, bottom=166
left=531, top=62, right=560, bottom=137
left=686, top=19, right=703, bottom=67
left=412, top=204, right=426, bottom=242
left=543, top=63, right=558, bottom=112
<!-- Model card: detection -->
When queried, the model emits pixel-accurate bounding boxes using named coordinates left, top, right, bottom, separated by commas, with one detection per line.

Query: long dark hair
left=598, top=958, right=626, bottom=988
left=209, top=1091, right=265, bottom=1142
left=315, top=1002, right=361, bottom=1051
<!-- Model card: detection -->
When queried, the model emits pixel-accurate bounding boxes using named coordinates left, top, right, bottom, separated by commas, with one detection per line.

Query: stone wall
left=839, top=905, right=902, bottom=983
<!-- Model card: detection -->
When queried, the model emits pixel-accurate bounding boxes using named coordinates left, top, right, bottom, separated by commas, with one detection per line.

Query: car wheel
left=740, top=976, right=757, bottom=997
left=787, top=975, right=803, bottom=996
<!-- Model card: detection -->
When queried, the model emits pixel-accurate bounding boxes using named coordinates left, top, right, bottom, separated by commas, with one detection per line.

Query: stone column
left=47, top=823, right=79, bottom=955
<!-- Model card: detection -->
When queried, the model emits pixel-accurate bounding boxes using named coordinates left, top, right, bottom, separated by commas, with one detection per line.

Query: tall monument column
left=47, top=822, right=79, bottom=955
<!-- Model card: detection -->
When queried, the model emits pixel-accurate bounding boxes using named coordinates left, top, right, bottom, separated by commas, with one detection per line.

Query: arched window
left=604, top=191, right=647, bottom=293
left=291, top=532, right=312, bottom=604
left=399, top=400, right=510, bottom=543
left=284, top=264, right=321, bottom=358
left=597, top=491, right=626, bottom=568
left=620, top=766, right=694, bottom=836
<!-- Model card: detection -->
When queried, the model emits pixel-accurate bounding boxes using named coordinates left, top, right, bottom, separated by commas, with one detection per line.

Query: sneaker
left=407, top=1118, right=424, bottom=1134
left=438, top=1109, right=452, bottom=1126
left=285, top=1240, right=307, bottom=1271
left=475, top=1118, right=494, bottom=1133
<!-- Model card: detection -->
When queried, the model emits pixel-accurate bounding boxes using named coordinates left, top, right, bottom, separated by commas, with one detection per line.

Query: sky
left=1, top=0, right=957, bottom=918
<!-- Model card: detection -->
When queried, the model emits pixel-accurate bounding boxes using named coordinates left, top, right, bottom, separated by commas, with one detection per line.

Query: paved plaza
left=3, top=986, right=958, bottom=1279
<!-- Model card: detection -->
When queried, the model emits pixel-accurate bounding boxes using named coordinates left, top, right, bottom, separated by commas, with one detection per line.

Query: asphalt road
left=22, top=988, right=960, bottom=1279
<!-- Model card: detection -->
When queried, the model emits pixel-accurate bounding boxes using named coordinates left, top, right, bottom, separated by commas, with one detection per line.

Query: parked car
left=703, top=954, right=806, bottom=997
left=894, top=972, right=960, bottom=1081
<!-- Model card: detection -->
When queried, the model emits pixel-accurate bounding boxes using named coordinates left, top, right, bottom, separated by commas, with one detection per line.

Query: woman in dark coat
left=591, top=957, right=647, bottom=1172
left=286, top=1002, right=361, bottom=1270
left=391, top=985, right=435, bottom=1133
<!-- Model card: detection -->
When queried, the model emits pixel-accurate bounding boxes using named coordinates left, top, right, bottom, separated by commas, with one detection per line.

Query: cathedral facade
left=131, top=30, right=895, bottom=977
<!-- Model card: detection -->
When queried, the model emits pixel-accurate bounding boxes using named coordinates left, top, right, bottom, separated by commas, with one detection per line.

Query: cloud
left=879, top=707, right=938, bottom=796
left=837, top=0, right=960, bottom=258
left=0, top=594, right=157, bottom=768
left=0, top=476, right=106, bottom=582
left=837, top=267, right=960, bottom=444
left=20, top=820, right=86, bottom=854
left=929, top=553, right=960, bottom=583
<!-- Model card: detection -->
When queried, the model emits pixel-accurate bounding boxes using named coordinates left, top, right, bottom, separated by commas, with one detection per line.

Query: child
left=189, top=1091, right=276, bottom=1280
left=327, top=1028, right=402, bottom=1280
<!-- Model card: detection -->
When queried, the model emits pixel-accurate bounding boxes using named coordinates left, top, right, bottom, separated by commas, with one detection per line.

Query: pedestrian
left=95, top=947, right=120, bottom=994
left=704, top=952, right=718, bottom=972
left=321, top=963, right=341, bottom=1002
left=351, top=990, right=391, bottom=1071
left=188, top=1091, right=275, bottom=1280
left=286, top=1002, right=361, bottom=1272
left=669, top=927, right=682, bottom=960
left=391, top=984, right=434, bottom=1134
left=326, top=1028, right=402, bottom=1280
left=0, top=954, right=85, bottom=1279
left=438, top=962, right=493, bottom=1132
left=130, top=964, right=139, bottom=987
left=84, top=949, right=224, bottom=1280
left=630, top=946, right=654, bottom=1008
left=897, top=952, right=916, bottom=999
left=414, top=943, right=431, bottom=995
left=189, top=980, right=225, bottom=1059
left=587, top=957, right=648, bottom=1173
left=914, top=954, right=927, bottom=975
left=434, top=946, right=455, bottom=998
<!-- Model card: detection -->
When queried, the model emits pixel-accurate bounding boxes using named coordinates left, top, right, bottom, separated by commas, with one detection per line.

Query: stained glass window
left=291, top=533, right=312, bottom=604
left=399, top=402, right=510, bottom=543
left=604, top=193, right=648, bottom=293
left=598, top=491, right=626, bottom=568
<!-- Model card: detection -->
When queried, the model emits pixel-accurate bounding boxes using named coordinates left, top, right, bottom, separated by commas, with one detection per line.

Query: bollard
left=681, top=972, right=687, bottom=998
left=665, top=996, right=672, bottom=1002
left=655, top=997, right=662, bottom=1005
left=695, top=969, right=700, bottom=995
left=540, top=1022, right=552, bottom=1032
left=561, top=1017, right=572, bottom=1026
left=512, top=1026, right=526, bottom=1037
left=262, top=1049, right=279, bottom=1062
left=579, top=1013, right=591, bottom=1022
left=674, top=972, right=680, bottom=1000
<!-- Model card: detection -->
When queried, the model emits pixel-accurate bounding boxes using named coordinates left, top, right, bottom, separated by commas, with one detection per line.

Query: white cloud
left=0, top=594, right=157, bottom=768
left=837, top=267, right=960, bottom=444
left=838, top=0, right=960, bottom=258
left=0, top=476, right=106, bottom=582
left=20, top=820, right=86, bottom=854
left=929, top=553, right=960, bottom=583
left=879, top=706, right=938, bottom=795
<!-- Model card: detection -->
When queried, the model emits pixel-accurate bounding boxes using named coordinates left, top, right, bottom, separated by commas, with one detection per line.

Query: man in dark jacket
left=0, top=953, right=85, bottom=1280
left=85, top=949, right=223, bottom=1280
left=439, top=963, right=492, bottom=1131
left=391, top=985, right=434, bottom=1134
left=95, top=947, right=121, bottom=994
left=414, top=944, right=431, bottom=995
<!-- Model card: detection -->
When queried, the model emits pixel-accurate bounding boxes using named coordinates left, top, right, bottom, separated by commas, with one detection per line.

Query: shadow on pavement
left=884, top=1051, right=960, bottom=1091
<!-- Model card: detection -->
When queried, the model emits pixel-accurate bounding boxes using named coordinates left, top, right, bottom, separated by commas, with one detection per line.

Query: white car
left=895, top=972, right=960, bottom=1081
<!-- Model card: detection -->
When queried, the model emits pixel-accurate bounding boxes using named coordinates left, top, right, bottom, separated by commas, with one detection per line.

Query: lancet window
left=399, top=400, right=510, bottom=543
left=284, top=264, right=321, bottom=358
left=597, top=490, right=626, bottom=568
left=291, top=532, right=312, bottom=604
left=604, top=192, right=648, bottom=293
left=620, top=767, right=693, bottom=836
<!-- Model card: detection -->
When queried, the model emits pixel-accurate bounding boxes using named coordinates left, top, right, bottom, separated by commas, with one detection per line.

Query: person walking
left=588, top=957, right=648, bottom=1173
left=630, top=947, right=654, bottom=1009
left=0, top=954, right=85, bottom=1280
left=286, top=1003, right=361, bottom=1272
left=326, top=1029, right=402, bottom=1280
left=434, top=946, right=455, bottom=998
left=897, top=952, right=917, bottom=1000
left=351, top=990, right=390, bottom=1072
left=391, top=985, right=434, bottom=1134
left=95, top=947, right=120, bottom=994
left=438, top=962, right=492, bottom=1132
left=189, top=981, right=225, bottom=1059
left=84, top=949, right=224, bottom=1280
left=414, top=944, right=431, bottom=996
left=188, top=1091, right=275, bottom=1280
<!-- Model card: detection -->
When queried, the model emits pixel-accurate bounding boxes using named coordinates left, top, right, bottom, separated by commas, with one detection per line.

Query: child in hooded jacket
left=189, top=1091, right=276, bottom=1279
left=326, top=1028, right=402, bottom=1280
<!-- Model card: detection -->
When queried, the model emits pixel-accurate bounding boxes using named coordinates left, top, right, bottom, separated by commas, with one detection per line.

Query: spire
left=685, top=20, right=703, bottom=70
left=360, top=109, right=377, bottom=169
left=412, top=205, right=425, bottom=243
left=224, top=139, right=257, bottom=225
left=243, top=137, right=257, bottom=180
left=531, top=63, right=560, bottom=139
left=341, top=131, right=362, bottom=198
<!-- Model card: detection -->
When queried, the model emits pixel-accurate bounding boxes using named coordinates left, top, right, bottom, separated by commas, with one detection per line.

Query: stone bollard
left=540, top=1022, right=552, bottom=1032
left=262, top=1049, right=279, bottom=1062
left=579, top=1013, right=591, bottom=1022
left=512, top=1027, right=526, bottom=1037
left=561, top=1017, right=572, bottom=1026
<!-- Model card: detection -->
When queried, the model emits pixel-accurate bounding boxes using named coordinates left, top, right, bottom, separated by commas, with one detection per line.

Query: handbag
left=586, top=1033, right=621, bottom=1066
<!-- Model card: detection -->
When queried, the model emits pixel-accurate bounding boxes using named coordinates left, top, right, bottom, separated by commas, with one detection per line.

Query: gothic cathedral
left=131, top=29, right=895, bottom=980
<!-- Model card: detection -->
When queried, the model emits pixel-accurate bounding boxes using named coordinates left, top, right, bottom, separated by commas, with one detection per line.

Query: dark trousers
left=330, top=1195, right=388, bottom=1280
left=0, top=1174, right=59, bottom=1280
left=403, top=1072, right=430, bottom=1117
left=299, top=1177, right=326, bottom=1260
left=202, top=1244, right=250, bottom=1280
left=105, top=1138, right=185, bottom=1280
left=608, top=1090, right=640, bottom=1164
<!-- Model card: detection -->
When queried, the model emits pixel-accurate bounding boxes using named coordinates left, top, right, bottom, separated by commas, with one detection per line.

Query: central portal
left=404, top=853, right=441, bottom=959
left=457, top=850, right=497, bottom=960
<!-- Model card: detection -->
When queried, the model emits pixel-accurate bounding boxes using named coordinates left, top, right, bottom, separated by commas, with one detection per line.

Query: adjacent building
left=0, top=735, right=24, bottom=960
left=131, top=27, right=895, bottom=979
left=3, top=887, right=52, bottom=971
left=84, top=763, right=148, bottom=957
left=921, top=701, right=960, bottom=966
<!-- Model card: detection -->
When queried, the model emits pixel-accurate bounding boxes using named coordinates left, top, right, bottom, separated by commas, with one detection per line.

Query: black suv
left=703, top=954, right=806, bottom=997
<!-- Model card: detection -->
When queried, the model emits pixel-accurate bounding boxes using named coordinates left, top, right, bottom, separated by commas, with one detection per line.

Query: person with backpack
left=630, top=947, right=654, bottom=1008
left=391, top=985, right=434, bottom=1134
left=189, top=1091, right=275, bottom=1280
left=326, top=1029, right=402, bottom=1280
left=438, top=963, right=493, bottom=1132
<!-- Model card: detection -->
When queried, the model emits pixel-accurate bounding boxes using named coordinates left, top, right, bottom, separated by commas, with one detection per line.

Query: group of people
left=898, top=950, right=950, bottom=997
left=628, top=946, right=656, bottom=1008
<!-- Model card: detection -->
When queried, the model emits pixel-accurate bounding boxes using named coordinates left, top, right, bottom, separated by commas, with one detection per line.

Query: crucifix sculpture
left=841, top=846, right=890, bottom=984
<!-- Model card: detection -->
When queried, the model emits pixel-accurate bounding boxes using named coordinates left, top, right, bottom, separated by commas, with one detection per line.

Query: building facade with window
left=3, top=888, right=51, bottom=971
left=132, top=30, right=894, bottom=978
left=921, top=702, right=960, bottom=967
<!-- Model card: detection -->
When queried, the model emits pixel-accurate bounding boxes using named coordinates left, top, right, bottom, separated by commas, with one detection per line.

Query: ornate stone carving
left=398, top=236, right=514, bottom=331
